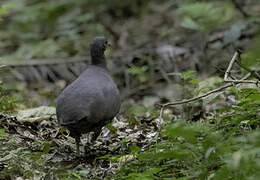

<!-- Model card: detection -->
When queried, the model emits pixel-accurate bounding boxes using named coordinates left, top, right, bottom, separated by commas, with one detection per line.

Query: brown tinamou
left=56, top=36, right=120, bottom=155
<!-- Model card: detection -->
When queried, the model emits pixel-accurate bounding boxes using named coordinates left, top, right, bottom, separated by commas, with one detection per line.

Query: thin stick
left=224, top=51, right=260, bottom=84
left=224, top=79, right=259, bottom=84
left=158, top=105, right=165, bottom=131
left=231, top=0, right=249, bottom=18
left=1, top=57, right=88, bottom=68
left=224, top=51, right=239, bottom=81
left=159, top=51, right=259, bottom=115
left=241, top=73, right=251, bottom=80
left=236, top=60, right=260, bottom=80
left=161, top=83, right=233, bottom=108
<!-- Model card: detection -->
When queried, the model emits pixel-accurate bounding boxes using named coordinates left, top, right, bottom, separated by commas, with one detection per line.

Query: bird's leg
left=75, top=136, right=80, bottom=156
left=91, top=127, right=102, bottom=143
left=84, top=127, right=102, bottom=156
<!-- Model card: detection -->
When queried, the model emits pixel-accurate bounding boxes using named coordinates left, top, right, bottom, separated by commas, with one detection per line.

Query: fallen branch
left=224, top=79, right=259, bottom=84
left=0, top=57, right=90, bottom=82
left=1, top=57, right=88, bottom=68
left=160, top=83, right=233, bottom=108
left=158, top=51, right=259, bottom=121
left=224, top=51, right=260, bottom=85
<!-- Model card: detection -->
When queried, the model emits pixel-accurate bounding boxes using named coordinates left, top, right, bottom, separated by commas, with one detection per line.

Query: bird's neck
left=91, top=54, right=107, bottom=68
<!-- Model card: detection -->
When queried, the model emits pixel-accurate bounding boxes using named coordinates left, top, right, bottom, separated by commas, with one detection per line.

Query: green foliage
left=127, top=66, right=149, bottom=83
left=179, top=2, right=235, bottom=32
left=42, top=141, right=52, bottom=154
left=0, top=0, right=260, bottom=179
left=0, top=128, right=5, bottom=136
left=0, top=138, right=46, bottom=179
left=71, top=172, right=82, bottom=180
left=0, top=136, right=74, bottom=179
left=0, top=0, right=149, bottom=60
left=214, top=131, right=260, bottom=180
left=130, top=145, right=141, bottom=155
left=241, top=34, right=260, bottom=69
left=126, top=105, right=148, bottom=118
left=126, top=168, right=162, bottom=180
left=169, top=70, right=199, bottom=86
left=0, top=4, right=13, bottom=21
left=113, top=87, right=260, bottom=179
left=125, top=104, right=158, bottom=121
left=0, top=0, right=101, bottom=59
left=219, top=88, right=260, bottom=131
left=106, top=123, right=117, bottom=134
left=90, top=0, right=149, bottom=18
left=0, top=84, right=17, bottom=112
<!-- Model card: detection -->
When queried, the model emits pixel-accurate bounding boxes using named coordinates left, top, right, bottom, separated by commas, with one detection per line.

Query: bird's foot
left=84, top=144, right=92, bottom=156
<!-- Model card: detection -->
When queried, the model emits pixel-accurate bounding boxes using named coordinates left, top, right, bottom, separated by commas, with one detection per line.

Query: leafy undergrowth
left=1, top=59, right=260, bottom=179
left=112, top=88, right=260, bottom=180
left=0, top=86, right=259, bottom=180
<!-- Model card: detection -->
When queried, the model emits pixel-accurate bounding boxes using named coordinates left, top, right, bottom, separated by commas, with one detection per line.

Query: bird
left=56, top=36, right=120, bottom=155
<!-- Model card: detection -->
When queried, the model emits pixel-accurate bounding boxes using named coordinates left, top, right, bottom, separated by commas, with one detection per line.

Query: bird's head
left=90, top=36, right=110, bottom=59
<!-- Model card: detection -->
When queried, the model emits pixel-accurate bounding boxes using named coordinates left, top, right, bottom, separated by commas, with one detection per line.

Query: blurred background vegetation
left=0, top=0, right=259, bottom=179
left=0, top=0, right=259, bottom=107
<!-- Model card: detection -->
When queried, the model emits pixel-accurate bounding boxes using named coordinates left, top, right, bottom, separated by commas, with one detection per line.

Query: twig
left=158, top=105, right=165, bottom=131
left=224, top=51, right=239, bottom=81
left=224, top=79, right=259, bottom=84
left=157, top=83, right=234, bottom=130
left=236, top=59, right=260, bottom=80
left=1, top=57, right=88, bottom=68
left=158, top=51, right=260, bottom=124
left=160, top=83, right=233, bottom=108
left=224, top=51, right=260, bottom=84
left=241, top=73, right=251, bottom=80
left=231, top=0, right=249, bottom=18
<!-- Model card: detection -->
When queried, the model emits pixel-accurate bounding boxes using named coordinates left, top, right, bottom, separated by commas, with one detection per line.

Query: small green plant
left=127, top=66, right=149, bottom=83
left=241, top=34, right=260, bottom=69
left=0, top=84, right=17, bottom=112
left=0, top=4, right=13, bottom=21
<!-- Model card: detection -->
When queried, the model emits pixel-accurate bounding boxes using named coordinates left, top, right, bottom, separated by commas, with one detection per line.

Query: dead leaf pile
left=0, top=106, right=161, bottom=179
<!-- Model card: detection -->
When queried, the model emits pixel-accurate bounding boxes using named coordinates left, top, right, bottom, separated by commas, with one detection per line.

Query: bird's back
left=56, top=65, right=120, bottom=128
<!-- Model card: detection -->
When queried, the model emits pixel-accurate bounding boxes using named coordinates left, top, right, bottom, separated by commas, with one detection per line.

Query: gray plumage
left=56, top=36, right=120, bottom=155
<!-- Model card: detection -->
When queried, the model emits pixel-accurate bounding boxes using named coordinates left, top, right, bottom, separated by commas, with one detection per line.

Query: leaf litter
left=0, top=106, right=161, bottom=179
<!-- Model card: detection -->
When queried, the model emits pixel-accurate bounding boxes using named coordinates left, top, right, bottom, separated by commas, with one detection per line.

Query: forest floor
left=0, top=0, right=260, bottom=179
